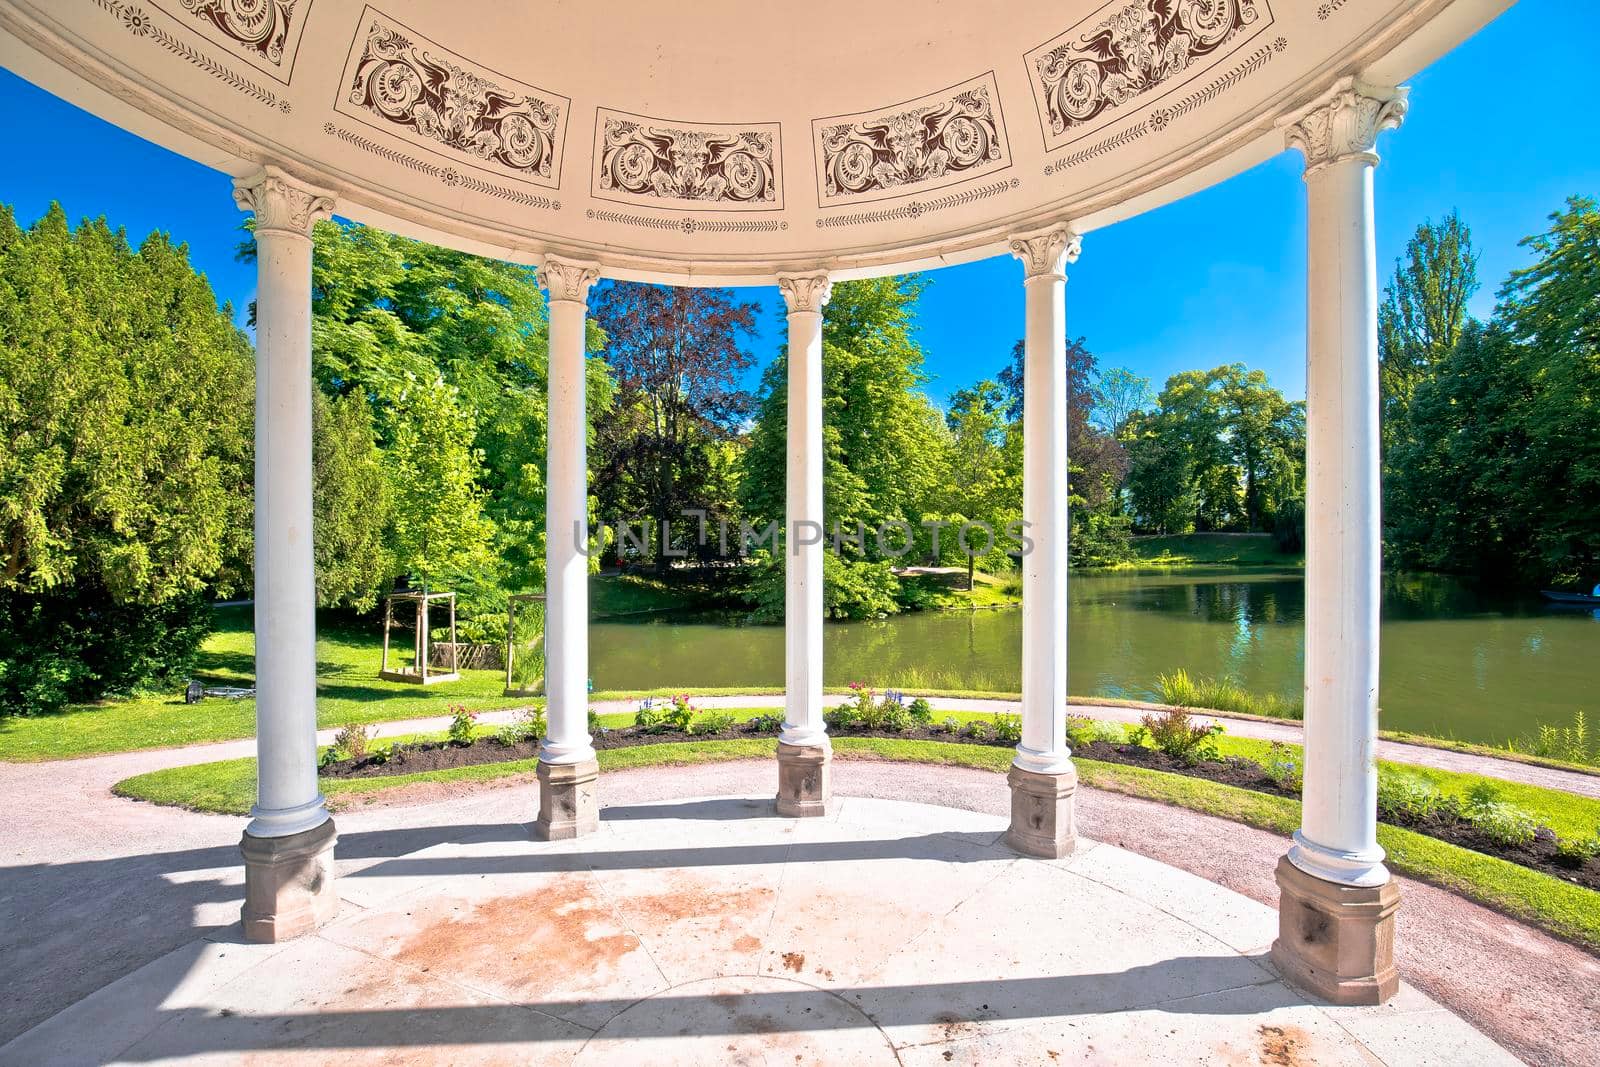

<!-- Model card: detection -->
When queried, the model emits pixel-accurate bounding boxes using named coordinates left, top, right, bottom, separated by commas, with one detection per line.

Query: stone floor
left=1, top=794, right=1513, bottom=1066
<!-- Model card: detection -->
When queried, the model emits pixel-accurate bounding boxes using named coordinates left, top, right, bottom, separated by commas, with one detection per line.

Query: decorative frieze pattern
left=92, top=0, right=287, bottom=110
left=1026, top=0, right=1274, bottom=151
left=593, top=110, right=781, bottom=210
left=584, top=209, right=784, bottom=234
left=323, top=123, right=559, bottom=210
left=147, top=0, right=310, bottom=81
left=1317, top=0, right=1352, bottom=20
left=1043, top=34, right=1285, bottom=174
left=1009, top=226, right=1082, bottom=279
left=336, top=7, right=568, bottom=188
left=813, top=72, right=1011, bottom=206
left=1285, top=81, right=1408, bottom=172
left=778, top=274, right=833, bottom=315
left=815, top=177, right=1019, bottom=229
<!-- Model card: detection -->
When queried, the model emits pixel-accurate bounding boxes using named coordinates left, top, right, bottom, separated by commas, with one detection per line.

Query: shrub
left=1262, top=742, right=1302, bottom=792
left=1125, top=724, right=1150, bottom=747
left=587, top=709, right=603, bottom=734
left=494, top=706, right=545, bottom=746
left=333, top=722, right=372, bottom=762
left=635, top=700, right=668, bottom=734
left=664, top=694, right=696, bottom=732
left=907, top=697, right=934, bottom=725
left=747, top=712, right=784, bottom=735
left=1553, top=833, right=1600, bottom=868
left=937, top=716, right=962, bottom=735
left=963, top=719, right=993, bottom=741
left=1066, top=716, right=1123, bottom=750
left=1465, top=801, right=1538, bottom=848
left=1376, top=772, right=1448, bottom=820
left=823, top=706, right=857, bottom=730
left=1140, top=708, right=1223, bottom=765
left=0, top=591, right=214, bottom=717
left=692, top=710, right=737, bottom=735
left=989, top=713, right=1022, bottom=745
left=446, top=704, right=477, bottom=745
left=879, top=703, right=912, bottom=733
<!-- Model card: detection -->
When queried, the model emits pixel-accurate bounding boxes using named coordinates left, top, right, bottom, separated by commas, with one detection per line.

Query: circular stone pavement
left=1, top=794, right=1513, bottom=1065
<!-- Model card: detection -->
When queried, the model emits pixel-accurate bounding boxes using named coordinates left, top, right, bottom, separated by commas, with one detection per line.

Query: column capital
left=539, top=256, right=601, bottom=305
left=1284, top=78, right=1408, bottom=174
left=233, top=166, right=335, bottom=238
left=1009, top=225, right=1081, bottom=280
left=777, top=272, right=833, bottom=315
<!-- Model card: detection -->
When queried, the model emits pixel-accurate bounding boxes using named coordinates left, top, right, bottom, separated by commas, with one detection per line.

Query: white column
left=1009, top=227, right=1080, bottom=776
left=1286, top=80, right=1407, bottom=888
left=538, top=256, right=600, bottom=766
left=777, top=272, right=832, bottom=748
left=233, top=167, right=334, bottom=839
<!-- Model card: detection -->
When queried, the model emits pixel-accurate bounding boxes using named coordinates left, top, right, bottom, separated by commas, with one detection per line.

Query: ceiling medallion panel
left=813, top=71, right=1012, bottom=208
left=335, top=5, right=568, bottom=189
left=1026, top=0, right=1276, bottom=152
left=145, top=0, right=310, bottom=83
left=592, top=109, right=782, bottom=211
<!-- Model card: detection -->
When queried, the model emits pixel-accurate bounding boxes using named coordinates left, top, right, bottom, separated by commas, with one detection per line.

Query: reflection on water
left=588, top=570, right=1592, bottom=747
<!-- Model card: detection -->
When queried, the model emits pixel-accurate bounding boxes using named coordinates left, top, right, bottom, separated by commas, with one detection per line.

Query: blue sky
left=1, top=0, right=1593, bottom=404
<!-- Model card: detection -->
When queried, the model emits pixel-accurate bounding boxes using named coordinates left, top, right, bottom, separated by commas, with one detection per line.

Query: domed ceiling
left=0, top=0, right=1507, bottom=281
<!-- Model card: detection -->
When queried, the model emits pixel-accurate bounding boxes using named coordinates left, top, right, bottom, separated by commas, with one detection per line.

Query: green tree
left=1389, top=198, right=1600, bottom=584
left=384, top=373, right=495, bottom=593
left=1379, top=212, right=1479, bottom=458
left=0, top=204, right=254, bottom=711
left=312, top=390, right=393, bottom=611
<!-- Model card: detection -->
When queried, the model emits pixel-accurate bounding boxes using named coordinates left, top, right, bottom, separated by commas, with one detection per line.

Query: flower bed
left=314, top=695, right=1600, bottom=891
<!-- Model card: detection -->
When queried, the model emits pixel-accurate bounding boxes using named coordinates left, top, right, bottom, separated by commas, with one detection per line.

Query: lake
left=588, top=570, right=1595, bottom=747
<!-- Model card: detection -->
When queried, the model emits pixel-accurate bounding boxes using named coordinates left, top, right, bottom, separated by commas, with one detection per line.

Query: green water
left=588, top=570, right=1595, bottom=747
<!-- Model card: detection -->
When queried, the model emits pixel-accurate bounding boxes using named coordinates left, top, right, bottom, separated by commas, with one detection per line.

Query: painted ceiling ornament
left=232, top=167, right=335, bottom=236
left=1009, top=225, right=1082, bottom=279
left=177, top=0, right=296, bottom=65
left=1028, top=0, right=1273, bottom=149
left=339, top=13, right=566, bottom=188
left=821, top=84, right=1003, bottom=200
left=595, top=113, right=780, bottom=208
left=813, top=72, right=1011, bottom=206
left=539, top=257, right=600, bottom=304
left=1284, top=79, right=1408, bottom=173
left=777, top=273, right=833, bottom=315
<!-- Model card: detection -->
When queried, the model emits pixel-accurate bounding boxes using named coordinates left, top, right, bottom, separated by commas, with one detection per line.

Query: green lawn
left=1122, top=532, right=1301, bottom=569
left=0, top=605, right=539, bottom=761
left=112, top=731, right=1600, bottom=953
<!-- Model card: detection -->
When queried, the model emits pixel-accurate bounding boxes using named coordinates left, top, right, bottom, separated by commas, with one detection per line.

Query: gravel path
left=2, top=754, right=1598, bottom=1064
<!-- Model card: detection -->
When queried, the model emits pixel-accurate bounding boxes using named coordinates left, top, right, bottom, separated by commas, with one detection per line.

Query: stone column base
left=535, top=758, right=599, bottom=840
left=1004, top=763, right=1078, bottom=859
left=776, top=742, right=831, bottom=817
left=1271, top=855, right=1400, bottom=1005
left=240, top=818, right=338, bottom=943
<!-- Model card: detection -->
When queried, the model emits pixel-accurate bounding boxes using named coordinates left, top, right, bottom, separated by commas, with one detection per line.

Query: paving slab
left=2, top=793, right=1513, bottom=1066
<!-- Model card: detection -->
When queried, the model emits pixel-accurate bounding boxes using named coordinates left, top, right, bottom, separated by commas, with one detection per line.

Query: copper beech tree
left=590, top=282, right=759, bottom=572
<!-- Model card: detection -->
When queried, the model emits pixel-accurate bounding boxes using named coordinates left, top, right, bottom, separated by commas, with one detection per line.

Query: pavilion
left=0, top=0, right=1519, bottom=1051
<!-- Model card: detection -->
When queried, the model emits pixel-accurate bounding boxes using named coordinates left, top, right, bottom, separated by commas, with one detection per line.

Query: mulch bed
left=319, top=722, right=1599, bottom=890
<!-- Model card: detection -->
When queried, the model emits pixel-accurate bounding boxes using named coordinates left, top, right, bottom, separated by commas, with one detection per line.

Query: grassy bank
left=113, top=730, right=1600, bottom=952
left=1122, top=532, right=1301, bottom=569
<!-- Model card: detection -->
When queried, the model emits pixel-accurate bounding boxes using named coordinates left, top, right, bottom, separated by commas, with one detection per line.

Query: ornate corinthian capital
left=233, top=166, right=335, bottom=237
left=777, top=272, right=833, bottom=315
left=1009, top=225, right=1082, bottom=280
left=539, top=256, right=601, bottom=304
left=1285, top=79, right=1408, bottom=173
